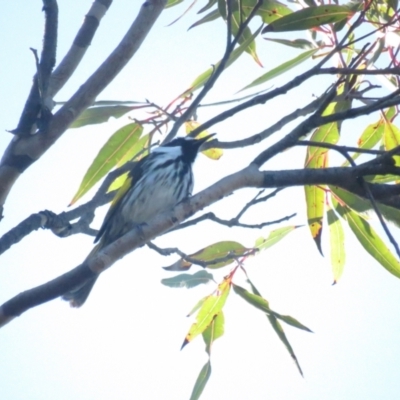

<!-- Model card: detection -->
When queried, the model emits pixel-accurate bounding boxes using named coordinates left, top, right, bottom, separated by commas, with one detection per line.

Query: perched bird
left=63, top=134, right=214, bottom=307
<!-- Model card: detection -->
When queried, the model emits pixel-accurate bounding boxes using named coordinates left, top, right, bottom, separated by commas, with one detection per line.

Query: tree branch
left=0, top=0, right=167, bottom=217
left=2, top=159, right=400, bottom=327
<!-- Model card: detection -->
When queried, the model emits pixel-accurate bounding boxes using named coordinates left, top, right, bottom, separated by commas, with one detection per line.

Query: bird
left=62, top=134, right=214, bottom=307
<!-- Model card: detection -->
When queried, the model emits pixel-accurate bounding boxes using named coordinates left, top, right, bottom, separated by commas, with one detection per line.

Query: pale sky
left=1, top=1, right=400, bottom=400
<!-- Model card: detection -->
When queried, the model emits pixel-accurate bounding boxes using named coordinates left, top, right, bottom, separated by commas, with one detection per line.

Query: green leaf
left=107, top=134, right=150, bottom=193
left=383, top=121, right=400, bottom=166
left=232, top=284, right=312, bottom=332
left=182, top=25, right=262, bottom=95
left=70, top=123, right=143, bottom=205
left=189, top=361, right=212, bottom=400
left=263, top=5, right=351, bottom=33
left=165, top=0, right=185, bottom=8
left=305, top=184, right=325, bottom=255
left=264, top=37, right=316, bottom=49
left=327, top=207, right=346, bottom=282
left=189, top=241, right=249, bottom=269
left=69, top=105, right=133, bottom=128
left=254, top=226, right=298, bottom=252
left=342, top=107, right=395, bottom=166
left=161, top=270, right=214, bottom=288
left=198, top=0, right=218, bottom=14
left=189, top=9, right=219, bottom=29
left=203, top=312, right=224, bottom=355
left=230, top=12, right=262, bottom=66
left=330, top=186, right=400, bottom=228
left=333, top=200, right=400, bottom=279
left=182, top=276, right=231, bottom=348
left=187, top=296, right=208, bottom=317
left=243, top=275, right=303, bottom=376
left=239, top=48, right=317, bottom=92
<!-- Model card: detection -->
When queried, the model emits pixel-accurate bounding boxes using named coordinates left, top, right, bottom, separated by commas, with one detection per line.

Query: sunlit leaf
left=69, top=105, right=133, bottom=128
left=70, top=123, right=143, bottom=205
left=161, top=270, right=214, bottom=288
left=333, top=200, right=400, bottom=279
left=239, top=49, right=317, bottom=91
left=203, top=311, right=224, bottom=355
left=185, top=121, right=223, bottom=160
left=187, top=296, right=208, bottom=317
left=254, top=226, right=298, bottom=252
left=327, top=206, right=346, bottom=282
left=189, top=361, right=212, bottom=400
left=263, top=5, right=352, bottom=33
left=182, top=276, right=232, bottom=348
left=305, top=184, right=325, bottom=254
left=233, top=284, right=312, bottom=332
left=189, top=241, right=249, bottom=269
left=383, top=121, right=400, bottom=166
left=343, top=107, right=395, bottom=166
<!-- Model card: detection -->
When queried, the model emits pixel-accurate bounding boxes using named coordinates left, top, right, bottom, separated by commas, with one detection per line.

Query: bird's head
left=155, top=134, right=215, bottom=163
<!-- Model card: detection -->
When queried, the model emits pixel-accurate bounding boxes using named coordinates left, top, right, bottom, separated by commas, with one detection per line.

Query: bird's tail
left=62, top=244, right=101, bottom=307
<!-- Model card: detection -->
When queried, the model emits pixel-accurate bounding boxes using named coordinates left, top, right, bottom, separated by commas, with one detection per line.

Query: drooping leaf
left=333, top=200, right=400, bottom=279
left=254, top=226, right=298, bottom=252
left=243, top=274, right=303, bottom=376
left=239, top=48, right=317, bottom=92
left=70, top=123, right=143, bottom=205
left=203, top=311, right=225, bottom=355
left=69, top=105, right=133, bottom=128
left=232, top=284, right=312, bottom=332
left=189, top=361, right=212, bottom=400
left=263, top=5, right=352, bottom=33
left=161, top=270, right=215, bottom=288
left=182, top=275, right=232, bottom=348
left=304, top=98, right=341, bottom=253
left=305, top=184, right=325, bottom=255
left=182, top=25, right=262, bottom=95
left=185, top=121, right=223, bottom=160
left=327, top=206, right=346, bottom=282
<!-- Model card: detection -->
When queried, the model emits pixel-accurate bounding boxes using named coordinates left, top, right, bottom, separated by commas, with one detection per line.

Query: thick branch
left=1, top=160, right=400, bottom=327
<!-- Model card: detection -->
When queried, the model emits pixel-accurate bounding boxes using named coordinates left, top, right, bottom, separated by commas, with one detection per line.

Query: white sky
left=1, top=1, right=400, bottom=399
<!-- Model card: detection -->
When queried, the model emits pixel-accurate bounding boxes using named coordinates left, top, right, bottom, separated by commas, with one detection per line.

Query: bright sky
left=1, top=1, right=400, bottom=399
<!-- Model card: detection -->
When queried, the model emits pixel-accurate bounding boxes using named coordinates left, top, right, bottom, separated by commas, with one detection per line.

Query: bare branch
left=47, top=0, right=113, bottom=99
